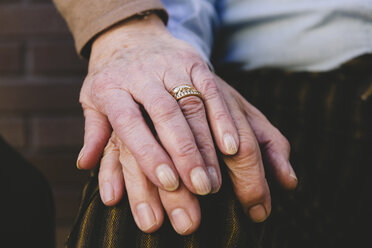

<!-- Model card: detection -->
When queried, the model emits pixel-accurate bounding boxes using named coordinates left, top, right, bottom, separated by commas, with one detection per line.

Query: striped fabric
left=66, top=164, right=257, bottom=247
left=66, top=55, right=372, bottom=247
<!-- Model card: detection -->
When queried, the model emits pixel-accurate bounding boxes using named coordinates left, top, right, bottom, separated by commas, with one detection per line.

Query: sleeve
left=53, top=0, right=168, bottom=58
left=161, top=0, right=218, bottom=67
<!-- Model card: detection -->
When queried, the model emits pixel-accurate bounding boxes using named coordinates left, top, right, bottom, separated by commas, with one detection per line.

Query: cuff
left=71, top=1, right=168, bottom=59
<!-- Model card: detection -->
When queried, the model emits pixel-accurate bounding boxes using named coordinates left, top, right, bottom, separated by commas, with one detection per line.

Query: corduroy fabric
left=67, top=55, right=372, bottom=248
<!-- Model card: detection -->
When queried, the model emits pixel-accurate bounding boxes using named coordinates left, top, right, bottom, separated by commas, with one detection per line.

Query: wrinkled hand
left=77, top=14, right=240, bottom=196
left=216, top=75, right=297, bottom=220
left=98, top=75, right=298, bottom=234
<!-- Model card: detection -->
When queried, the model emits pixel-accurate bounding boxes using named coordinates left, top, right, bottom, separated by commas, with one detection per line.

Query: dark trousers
left=0, top=137, right=55, bottom=247
left=67, top=55, right=372, bottom=247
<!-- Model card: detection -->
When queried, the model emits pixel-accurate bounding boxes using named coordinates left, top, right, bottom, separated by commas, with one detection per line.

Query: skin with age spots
left=77, top=13, right=297, bottom=235
left=78, top=14, right=240, bottom=199
left=98, top=75, right=297, bottom=234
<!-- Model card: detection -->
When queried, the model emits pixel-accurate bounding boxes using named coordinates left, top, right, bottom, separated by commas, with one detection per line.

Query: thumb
left=77, top=107, right=111, bottom=170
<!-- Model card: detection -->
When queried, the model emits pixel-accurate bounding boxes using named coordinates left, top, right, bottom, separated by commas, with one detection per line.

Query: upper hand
left=76, top=14, right=239, bottom=195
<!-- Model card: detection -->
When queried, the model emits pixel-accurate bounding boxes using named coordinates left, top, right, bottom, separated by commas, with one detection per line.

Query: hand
left=215, top=75, right=297, bottom=221
left=76, top=14, right=240, bottom=196
left=98, top=74, right=298, bottom=234
left=100, top=132, right=201, bottom=234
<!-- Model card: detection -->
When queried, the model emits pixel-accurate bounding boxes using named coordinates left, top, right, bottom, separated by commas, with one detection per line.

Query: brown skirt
left=66, top=55, right=372, bottom=248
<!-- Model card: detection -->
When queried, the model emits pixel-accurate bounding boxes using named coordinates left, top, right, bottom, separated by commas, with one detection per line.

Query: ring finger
left=164, top=72, right=221, bottom=193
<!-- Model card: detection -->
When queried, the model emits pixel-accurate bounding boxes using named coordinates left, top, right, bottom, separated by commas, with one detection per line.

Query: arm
left=52, top=0, right=168, bottom=58
left=54, top=1, right=240, bottom=195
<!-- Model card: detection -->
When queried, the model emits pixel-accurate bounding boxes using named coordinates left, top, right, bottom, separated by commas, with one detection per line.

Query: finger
left=178, top=96, right=221, bottom=193
left=98, top=134, right=125, bottom=206
left=101, top=89, right=180, bottom=192
left=119, top=143, right=164, bottom=233
left=190, top=63, right=240, bottom=156
left=179, top=96, right=221, bottom=193
left=223, top=96, right=271, bottom=223
left=164, top=72, right=221, bottom=193
left=132, top=83, right=212, bottom=195
left=77, top=107, right=111, bottom=170
left=243, top=100, right=298, bottom=190
left=159, top=183, right=201, bottom=235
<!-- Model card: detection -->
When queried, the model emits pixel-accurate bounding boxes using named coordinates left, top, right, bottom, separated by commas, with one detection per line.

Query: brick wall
left=0, top=0, right=89, bottom=246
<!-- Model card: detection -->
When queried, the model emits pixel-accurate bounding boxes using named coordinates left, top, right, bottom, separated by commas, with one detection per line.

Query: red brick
left=0, top=4, right=69, bottom=36
left=0, top=78, right=82, bottom=111
left=0, top=117, right=25, bottom=147
left=0, top=42, right=23, bottom=74
left=29, top=0, right=52, bottom=3
left=29, top=40, right=87, bottom=75
left=0, top=1, right=22, bottom=4
left=30, top=115, right=84, bottom=149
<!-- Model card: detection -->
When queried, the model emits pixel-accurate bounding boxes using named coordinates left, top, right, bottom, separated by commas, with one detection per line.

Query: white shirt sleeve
left=161, top=0, right=218, bottom=66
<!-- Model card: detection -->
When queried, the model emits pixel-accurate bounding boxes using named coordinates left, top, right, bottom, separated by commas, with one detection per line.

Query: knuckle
left=276, top=131, right=291, bottom=152
left=103, top=138, right=120, bottom=156
left=185, top=57, right=208, bottom=75
left=213, top=109, right=230, bottom=122
left=281, top=135, right=291, bottom=153
left=246, top=184, right=267, bottom=203
left=175, top=141, right=199, bottom=158
left=147, top=96, right=179, bottom=123
left=232, top=112, right=247, bottom=125
left=88, top=74, right=123, bottom=108
left=181, top=51, right=204, bottom=65
left=233, top=138, right=260, bottom=165
left=90, top=73, right=112, bottom=93
left=239, top=137, right=259, bottom=157
left=199, top=141, right=216, bottom=157
left=268, top=127, right=291, bottom=155
left=179, top=96, right=205, bottom=119
left=199, top=77, right=220, bottom=101
left=135, top=143, right=157, bottom=159
left=111, top=107, right=141, bottom=131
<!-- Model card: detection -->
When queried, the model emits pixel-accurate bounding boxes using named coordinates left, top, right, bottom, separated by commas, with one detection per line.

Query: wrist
left=91, top=13, right=167, bottom=56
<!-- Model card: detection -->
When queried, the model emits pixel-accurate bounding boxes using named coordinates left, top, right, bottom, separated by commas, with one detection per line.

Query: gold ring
left=170, top=85, right=203, bottom=101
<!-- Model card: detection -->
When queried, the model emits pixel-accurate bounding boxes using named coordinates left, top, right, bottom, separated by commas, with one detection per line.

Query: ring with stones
left=170, top=85, right=203, bottom=101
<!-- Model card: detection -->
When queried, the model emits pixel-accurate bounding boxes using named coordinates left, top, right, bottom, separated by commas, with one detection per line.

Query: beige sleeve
left=53, top=0, right=167, bottom=58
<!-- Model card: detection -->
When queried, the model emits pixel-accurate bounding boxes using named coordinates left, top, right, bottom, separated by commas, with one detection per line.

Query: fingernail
left=171, top=208, right=192, bottom=234
left=156, top=164, right=179, bottom=191
left=101, top=182, right=114, bottom=203
left=223, top=134, right=238, bottom=155
left=136, top=202, right=156, bottom=231
left=190, top=167, right=211, bottom=195
left=76, top=146, right=84, bottom=169
left=249, top=204, right=268, bottom=223
left=288, top=162, right=298, bottom=181
left=207, top=167, right=220, bottom=193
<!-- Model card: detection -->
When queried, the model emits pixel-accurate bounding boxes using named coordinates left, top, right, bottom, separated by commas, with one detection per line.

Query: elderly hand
left=215, top=75, right=297, bottom=220
left=98, top=74, right=297, bottom=234
left=77, top=13, right=240, bottom=196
